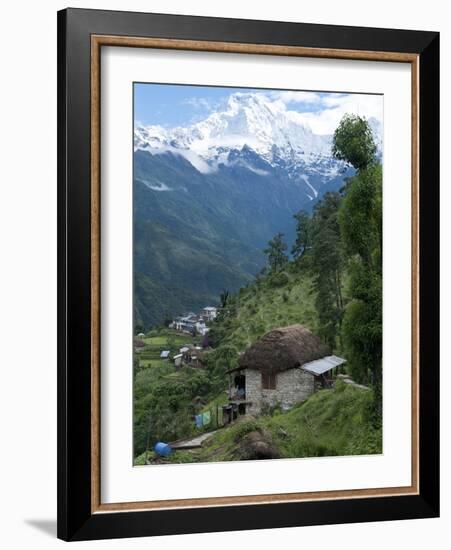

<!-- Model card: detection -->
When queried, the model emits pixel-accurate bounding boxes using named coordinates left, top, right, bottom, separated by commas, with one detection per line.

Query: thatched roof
left=238, top=325, right=330, bottom=374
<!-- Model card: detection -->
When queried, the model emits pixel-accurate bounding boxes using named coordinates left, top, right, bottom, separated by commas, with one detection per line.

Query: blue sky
left=134, top=83, right=230, bottom=127
left=134, top=83, right=383, bottom=135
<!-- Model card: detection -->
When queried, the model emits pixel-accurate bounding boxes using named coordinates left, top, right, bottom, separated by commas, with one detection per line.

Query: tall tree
left=332, top=114, right=382, bottom=393
left=332, top=113, right=377, bottom=171
left=292, top=210, right=312, bottom=260
left=310, top=192, right=344, bottom=348
left=219, top=288, right=230, bottom=309
left=264, top=233, right=288, bottom=272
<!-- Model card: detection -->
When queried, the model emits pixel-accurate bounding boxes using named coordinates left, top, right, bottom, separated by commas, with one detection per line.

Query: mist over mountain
left=133, top=91, right=381, bottom=328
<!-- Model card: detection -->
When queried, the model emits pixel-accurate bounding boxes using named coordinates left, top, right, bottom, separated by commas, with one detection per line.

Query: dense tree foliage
left=339, top=166, right=382, bottom=386
left=292, top=210, right=312, bottom=260
left=332, top=113, right=377, bottom=171
left=310, top=193, right=344, bottom=349
left=264, top=232, right=288, bottom=272
left=331, top=115, right=382, bottom=424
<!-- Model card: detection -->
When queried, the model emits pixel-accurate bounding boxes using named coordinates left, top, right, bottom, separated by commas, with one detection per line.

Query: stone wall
left=245, top=369, right=263, bottom=416
left=245, top=367, right=315, bottom=415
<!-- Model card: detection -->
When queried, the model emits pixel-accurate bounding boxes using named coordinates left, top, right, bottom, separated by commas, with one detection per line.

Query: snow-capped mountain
left=133, top=92, right=381, bottom=326
left=136, top=93, right=341, bottom=183
left=135, top=92, right=331, bottom=162
left=134, top=91, right=382, bottom=200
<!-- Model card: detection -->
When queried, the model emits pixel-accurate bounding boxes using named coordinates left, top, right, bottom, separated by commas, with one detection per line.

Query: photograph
left=53, top=5, right=440, bottom=542
left=132, top=83, right=384, bottom=465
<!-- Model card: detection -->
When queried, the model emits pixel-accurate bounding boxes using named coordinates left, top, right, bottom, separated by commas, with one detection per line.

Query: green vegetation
left=136, top=381, right=381, bottom=464
left=133, top=146, right=317, bottom=328
left=199, top=381, right=381, bottom=461
left=208, top=263, right=318, bottom=359
left=133, top=113, right=383, bottom=462
left=310, top=192, right=344, bottom=349
left=133, top=264, right=319, bottom=461
left=333, top=117, right=382, bottom=408
left=264, top=232, right=288, bottom=272
left=134, top=329, right=212, bottom=458
left=332, top=113, right=377, bottom=171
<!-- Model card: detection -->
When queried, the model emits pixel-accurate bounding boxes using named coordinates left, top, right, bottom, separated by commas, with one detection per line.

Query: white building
left=202, top=306, right=217, bottom=322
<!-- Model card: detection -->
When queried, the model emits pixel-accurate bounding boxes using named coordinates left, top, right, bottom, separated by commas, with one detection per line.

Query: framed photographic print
left=57, top=8, right=439, bottom=541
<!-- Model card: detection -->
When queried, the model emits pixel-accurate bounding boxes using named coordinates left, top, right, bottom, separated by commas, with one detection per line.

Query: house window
left=262, top=372, right=277, bottom=390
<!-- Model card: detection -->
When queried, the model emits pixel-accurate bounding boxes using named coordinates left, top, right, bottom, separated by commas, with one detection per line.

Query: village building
left=171, top=306, right=217, bottom=336
left=181, top=345, right=205, bottom=368
left=160, top=350, right=170, bottom=359
left=173, top=345, right=205, bottom=369
left=173, top=353, right=183, bottom=369
left=224, top=324, right=346, bottom=419
left=134, top=338, right=146, bottom=353
left=196, top=320, right=209, bottom=336
left=173, top=313, right=199, bottom=334
left=201, top=306, right=217, bottom=322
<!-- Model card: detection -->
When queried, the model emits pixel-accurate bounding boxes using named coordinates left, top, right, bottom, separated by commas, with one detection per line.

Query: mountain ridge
left=133, top=91, right=380, bottom=327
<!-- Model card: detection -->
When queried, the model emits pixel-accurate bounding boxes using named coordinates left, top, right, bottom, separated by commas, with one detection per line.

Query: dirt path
left=170, top=430, right=218, bottom=449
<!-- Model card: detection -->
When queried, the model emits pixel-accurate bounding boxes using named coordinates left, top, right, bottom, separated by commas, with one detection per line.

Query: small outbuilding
left=226, top=324, right=346, bottom=416
left=181, top=345, right=205, bottom=368
left=173, top=353, right=183, bottom=368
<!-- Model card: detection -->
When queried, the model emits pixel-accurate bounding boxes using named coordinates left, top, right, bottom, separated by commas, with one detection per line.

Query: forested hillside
left=134, top=114, right=383, bottom=462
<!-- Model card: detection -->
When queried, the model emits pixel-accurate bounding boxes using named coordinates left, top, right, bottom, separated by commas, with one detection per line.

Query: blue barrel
left=154, top=441, right=172, bottom=457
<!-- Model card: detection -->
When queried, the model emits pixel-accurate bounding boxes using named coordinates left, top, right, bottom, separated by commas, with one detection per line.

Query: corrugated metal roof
left=160, top=350, right=170, bottom=358
left=301, top=355, right=346, bottom=376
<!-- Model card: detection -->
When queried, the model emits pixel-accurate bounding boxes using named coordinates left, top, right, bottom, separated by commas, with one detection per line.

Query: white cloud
left=271, top=90, right=322, bottom=105
left=181, top=97, right=216, bottom=111
left=257, top=90, right=383, bottom=135
left=286, top=93, right=383, bottom=135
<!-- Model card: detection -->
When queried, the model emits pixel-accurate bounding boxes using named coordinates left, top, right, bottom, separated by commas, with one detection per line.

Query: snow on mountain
left=134, top=93, right=333, bottom=168
left=134, top=91, right=381, bottom=198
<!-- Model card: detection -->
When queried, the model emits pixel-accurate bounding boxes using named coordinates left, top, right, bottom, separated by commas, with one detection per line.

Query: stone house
left=224, top=325, right=346, bottom=418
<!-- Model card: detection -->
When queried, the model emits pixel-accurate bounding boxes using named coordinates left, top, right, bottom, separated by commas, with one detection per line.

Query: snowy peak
left=134, top=90, right=382, bottom=196
left=134, top=92, right=332, bottom=167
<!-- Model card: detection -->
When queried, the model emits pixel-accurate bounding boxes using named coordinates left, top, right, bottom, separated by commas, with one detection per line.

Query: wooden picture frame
left=57, top=7, right=439, bottom=541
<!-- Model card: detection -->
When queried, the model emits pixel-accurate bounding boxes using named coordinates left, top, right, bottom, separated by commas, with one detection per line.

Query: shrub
left=268, top=271, right=289, bottom=288
left=232, top=419, right=262, bottom=442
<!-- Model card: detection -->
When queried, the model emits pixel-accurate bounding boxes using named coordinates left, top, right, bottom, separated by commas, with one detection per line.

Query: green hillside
left=133, top=263, right=319, bottom=459
left=133, top=115, right=383, bottom=464
left=136, top=380, right=381, bottom=464
left=208, top=263, right=318, bottom=356
left=200, top=380, right=381, bottom=461
left=133, top=147, right=327, bottom=328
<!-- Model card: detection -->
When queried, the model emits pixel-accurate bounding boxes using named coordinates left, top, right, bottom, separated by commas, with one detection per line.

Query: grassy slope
left=136, top=380, right=381, bottom=465
left=133, top=263, right=381, bottom=464
left=198, top=381, right=381, bottom=462
left=134, top=264, right=321, bottom=460
left=209, top=262, right=318, bottom=356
